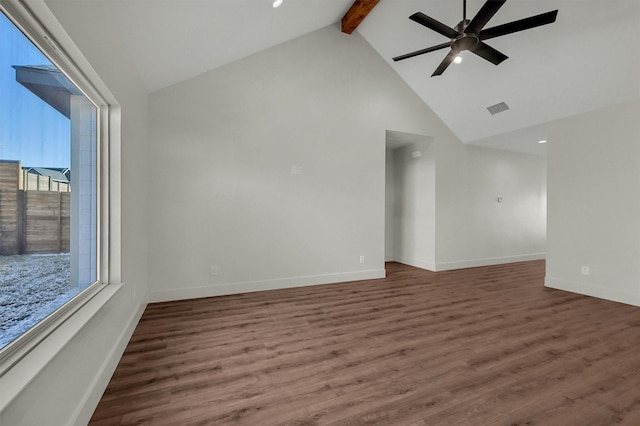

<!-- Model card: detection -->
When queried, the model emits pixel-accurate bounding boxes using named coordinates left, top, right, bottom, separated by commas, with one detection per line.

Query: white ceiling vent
left=487, top=102, right=510, bottom=115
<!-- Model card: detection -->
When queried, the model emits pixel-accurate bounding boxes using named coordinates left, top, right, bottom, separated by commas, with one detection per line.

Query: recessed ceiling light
left=538, top=140, right=547, bottom=144
left=453, top=55, right=462, bottom=64
left=272, top=0, right=283, bottom=8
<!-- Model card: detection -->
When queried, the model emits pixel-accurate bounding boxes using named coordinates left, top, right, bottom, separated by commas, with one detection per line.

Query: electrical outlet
left=211, top=265, right=219, bottom=276
left=359, top=255, right=365, bottom=264
left=581, top=265, right=590, bottom=275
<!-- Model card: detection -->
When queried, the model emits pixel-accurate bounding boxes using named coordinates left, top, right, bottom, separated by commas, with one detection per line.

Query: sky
left=0, top=12, right=70, bottom=168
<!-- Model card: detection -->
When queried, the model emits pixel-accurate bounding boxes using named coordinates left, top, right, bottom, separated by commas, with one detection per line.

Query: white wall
left=546, top=99, right=640, bottom=306
left=0, top=1, right=149, bottom=425
left=465, top=146, right=546, bottom=262
left=147, top=25, right=458, bottom=301
left=435, top=141, right=547, bottom=270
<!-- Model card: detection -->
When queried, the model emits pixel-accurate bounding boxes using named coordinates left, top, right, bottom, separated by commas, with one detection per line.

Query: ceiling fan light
left=453, top=55, right=463, bottom=64
left=272, top=0, right=283, bottom=8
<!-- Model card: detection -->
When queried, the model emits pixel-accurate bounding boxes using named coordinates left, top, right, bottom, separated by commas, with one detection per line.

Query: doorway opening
left=385, top=130, right=436, bottom=270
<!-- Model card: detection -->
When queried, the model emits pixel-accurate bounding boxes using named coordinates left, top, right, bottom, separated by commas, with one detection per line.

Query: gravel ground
left=0, top=253, right=73, bottom=349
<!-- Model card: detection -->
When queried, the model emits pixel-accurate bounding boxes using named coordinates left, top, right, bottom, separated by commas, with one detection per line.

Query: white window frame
left=0, top=0, right=121, bottom=379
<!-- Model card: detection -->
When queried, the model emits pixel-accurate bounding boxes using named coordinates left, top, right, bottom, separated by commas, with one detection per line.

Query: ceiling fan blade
left=410, top=12, right=460, bottom=39
left=465, top=0, right=506, bottom=35
left=431, top=49, right=458, bottom=76
left=393, top=42, right=451, bottom=62
left=479, top=10, right=558, bottom=41
left=469, top=41, right=508, bottom=65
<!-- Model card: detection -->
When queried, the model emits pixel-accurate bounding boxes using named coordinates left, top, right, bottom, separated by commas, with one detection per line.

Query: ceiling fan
left=393, top=0, right=558, bottom=76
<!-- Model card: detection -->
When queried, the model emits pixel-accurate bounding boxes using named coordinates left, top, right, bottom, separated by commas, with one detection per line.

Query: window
left=0, top=8, right=103, bottom=356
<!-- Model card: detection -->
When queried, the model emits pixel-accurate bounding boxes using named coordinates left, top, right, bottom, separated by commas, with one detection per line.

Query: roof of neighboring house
left=24, top=167, right=70, bottom=183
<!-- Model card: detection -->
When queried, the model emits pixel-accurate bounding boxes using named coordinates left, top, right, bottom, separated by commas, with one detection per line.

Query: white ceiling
left=47, top=0, right=640, bottom=156
left=100, top=0, right=356, bottom=93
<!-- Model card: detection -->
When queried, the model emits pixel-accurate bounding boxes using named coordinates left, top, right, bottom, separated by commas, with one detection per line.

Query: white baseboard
left=435, top=253, right=546, bottom=271
left=545, top=276, right=640, bottom=307
left=149, top=269, right=386, bottom=303
left=72, top=296, right=147, bottom=426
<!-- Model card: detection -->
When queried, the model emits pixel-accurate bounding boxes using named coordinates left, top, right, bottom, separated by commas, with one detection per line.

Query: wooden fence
left=0, top=160, right=21, bottom=191
left=0, top=160, right=70, bottom=255
left=24, top=191, right=70, bottom=253
left=0, top=189, right=20, bottom=254
left=0, top=161, right=22, bottom=254
left=24, top=171, right=70, bottom=192
left=0, top=190, right=70, bottom=255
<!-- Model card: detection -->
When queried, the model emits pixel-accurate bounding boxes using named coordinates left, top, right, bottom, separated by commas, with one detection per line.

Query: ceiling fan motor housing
left=453, top=20, right=479, bottom=52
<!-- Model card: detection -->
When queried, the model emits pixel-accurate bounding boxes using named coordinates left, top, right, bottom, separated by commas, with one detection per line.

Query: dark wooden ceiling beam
left=341, top=0, right=380, bottom=34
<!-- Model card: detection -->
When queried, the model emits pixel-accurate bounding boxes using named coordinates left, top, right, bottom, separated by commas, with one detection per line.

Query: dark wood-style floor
left=89, top=261, right=640, bottom=425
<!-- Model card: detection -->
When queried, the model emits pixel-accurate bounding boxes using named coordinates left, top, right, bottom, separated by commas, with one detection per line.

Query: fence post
left=58, top=191, right=62, bottom=252
left=17, top=190, right=24, bottom=254
left=0, top=190, right=3, bottom=254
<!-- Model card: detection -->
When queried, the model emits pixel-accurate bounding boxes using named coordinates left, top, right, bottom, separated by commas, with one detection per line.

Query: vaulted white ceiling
left=46, top=0, right=640, bottom=156
left=359, top=0, right=640, bottom=155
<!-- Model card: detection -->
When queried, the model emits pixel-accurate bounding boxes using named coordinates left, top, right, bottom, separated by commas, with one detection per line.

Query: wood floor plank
left=89, top=260, right=640, bottom=425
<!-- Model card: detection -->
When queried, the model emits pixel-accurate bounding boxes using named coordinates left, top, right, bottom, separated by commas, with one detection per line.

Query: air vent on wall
left=487, top=102, right=510, bottom=115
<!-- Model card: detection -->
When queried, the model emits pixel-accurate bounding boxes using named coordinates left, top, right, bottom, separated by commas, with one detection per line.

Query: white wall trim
left=545, top=276, right=640, bottom=308
left=435, top=253, right=546, bottom=271
left=149, top=269, right=386, bottom=303
left=71, top=297, right=147, bottom=426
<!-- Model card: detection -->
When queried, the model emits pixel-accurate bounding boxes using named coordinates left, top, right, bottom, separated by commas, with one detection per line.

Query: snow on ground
left=0, top=253, right=74, bottom=349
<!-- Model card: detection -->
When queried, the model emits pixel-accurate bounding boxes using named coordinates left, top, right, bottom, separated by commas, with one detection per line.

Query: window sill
left=0, top=281, right=123, bottom=411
